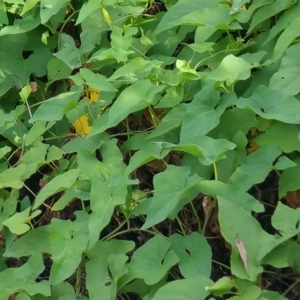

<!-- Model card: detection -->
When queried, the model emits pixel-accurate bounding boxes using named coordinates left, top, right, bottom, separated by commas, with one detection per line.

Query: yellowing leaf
left=102, top=7, right=112, bottom=27
left=88, top=87, right=100, bottom=103
left=247, top=142, right=260, bottom=154
left=73, top=87, right=101, bottom=136
left=73, top=115, right=92, bottom=136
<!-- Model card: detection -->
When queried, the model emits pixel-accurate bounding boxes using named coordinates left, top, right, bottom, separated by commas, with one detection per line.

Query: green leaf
left=30, top=91, right=81, bottom=122
left=49, top=215, right=89, bottom=285
left=273, top=17, right=300, bottom=61
left=125, top=143, right=170, bottom=175
left=0, top=189, right=18, bottom=229
left=76, top=0, right=101, bottom=25
left=21, top=0, right=40, bottom=15
left=109, top=58, right=157, bottom=81
left=262, top=241, right=296, bottom=269
left=288, top=243, right=300, bottom=274
left=0, top=145, right=10, bottom=159
left=170, top=4, right=232, bottom=29
left=2, top=0, right=300, bottom=295
left=127, top=235, right=179, bottom=285
left=52, top=188, right=76, bottom=211
left=269, top=44, right=300, bottom=95
left=279, top=158, right=300, bottom=198
left=147, top=104, right=187, bottom=139
left=152, top=276, right=213, bottom=300
left=89, top=175, right=128, bottom=249
left=86, top=240, right=134, bottom=300
left=40, top=0, right=69, bottom=24
left=101, top=139, right=127, bottom=175
left=253, top=122, right=300, bottom=153
left=0, top=0, right=8, bottom=25
left=272, top=201, right=300, bottom=233
left=54, top=34, right=81, bottom=69
left=3, top=207, right=41, bottom=235
left=51, top=282, right=76, bottom=300
left=207, top=55, right=252, bottom=85
left=26, top=47, right=52, bottom=77
left=88, top=140, right=128, bottom=248
left=247, top=0, right=295, bottom=33
left=230, top=146, right=281, bottom=191
left=15, top=292, right=31, bottom=300
left=47, top=57, right=72, bottom=82
left=0, top=164, right=25, bottom=189
left=239, top=50, right=267, bottom=67
left=196, top=180, right=264, bottom=213
left=25, top=120, right=55, bottom=146
left=264, top=1, right=300, bottom=45
left=156, top=84, right=184, bottom=108
left=62, top=133, right=106, bottom=154
left=111, top=26, right=138, bottom=50
left=46, top=145, right=64, bottom=162
left=218, top=197, right=293, bottom=281
left=206, top=276, right=235, bottom=296
left=237, top=85, right=300, bottom=124
left=158, top=137, right=236, bottom=165
left=169, top=232, right=212, bottom=278
left=229, top=0, right=250, bottom=15
left=237, top=0, right=272, bottom=24
left=79, top=68, right=117, bottom=92
left=90, top=80, right=164, bottom=135
left=211, top=108, right=258, bottom=140
left=88, top=47, right=134, bottom=64
left=187, top=42, right=214, bottom=54
left=18, top=141, right=49, bottom=179
left=33, top=169, right=80, bottom=209
left=0, top=254, right=50, bottom=299
left=274, top=156, right=297, bottom=170
left=4, top=226, right=50, bottom=257
left=155, top=0, right=220, bottom=34
left=0, top=14, right=40, bottom=36
left=142, top=166, right=202, bottom=229
left=180, top=86, right=224, bottom=138
left=77, top=150, right=107, bottom=180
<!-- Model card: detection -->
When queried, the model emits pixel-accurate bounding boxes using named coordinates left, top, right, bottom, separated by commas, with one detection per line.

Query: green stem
left=148, top=105, right=160, bottom=126
left=213, top=162, right=218, bottom=181
left=176, top=217, right=187, bottom=235
left=103, top=228, right=159, bottom=241
left=75, top=255, right=85, bottom=297
left=57, top=10, right=80, bottom=51
left=190, top=201, right=202, bottom=233
left=212, top=259, right=231, bottom=270
left=102, top=219, right=127, bottom=241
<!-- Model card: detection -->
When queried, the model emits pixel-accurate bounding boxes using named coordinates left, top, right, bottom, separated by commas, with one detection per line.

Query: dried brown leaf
left=285, top=190, right=300, bottom=208
left=235, top=234, right=248, bottom=273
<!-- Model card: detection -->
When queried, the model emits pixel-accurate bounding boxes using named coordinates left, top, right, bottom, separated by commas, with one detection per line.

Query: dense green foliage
left=0, top=0, right=300, bottom=299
